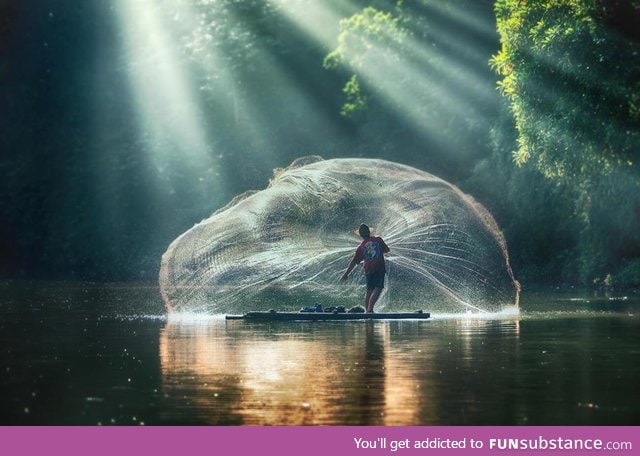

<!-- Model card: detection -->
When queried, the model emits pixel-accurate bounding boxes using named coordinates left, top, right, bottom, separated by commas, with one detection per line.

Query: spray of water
left=159, top=157, right=519, bottom=314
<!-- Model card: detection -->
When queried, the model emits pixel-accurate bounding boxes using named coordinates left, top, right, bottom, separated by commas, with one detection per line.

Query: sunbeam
left=274, top=0, right=502, bottom=158
left=114, top=0, right=219, bottom=185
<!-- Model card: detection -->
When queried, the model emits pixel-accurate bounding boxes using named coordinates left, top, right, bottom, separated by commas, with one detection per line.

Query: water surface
left=1, top=282, right=638, bottom=425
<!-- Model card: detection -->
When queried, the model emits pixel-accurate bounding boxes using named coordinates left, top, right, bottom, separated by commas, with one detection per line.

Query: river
left=1, top=281, right=638, bottom=425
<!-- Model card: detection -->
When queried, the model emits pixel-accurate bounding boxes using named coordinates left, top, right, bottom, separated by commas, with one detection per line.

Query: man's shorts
left=365, top=271, right=385, bottom=290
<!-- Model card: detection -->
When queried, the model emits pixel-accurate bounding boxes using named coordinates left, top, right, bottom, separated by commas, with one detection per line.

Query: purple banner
left=2, top=426, right=636, bottom=455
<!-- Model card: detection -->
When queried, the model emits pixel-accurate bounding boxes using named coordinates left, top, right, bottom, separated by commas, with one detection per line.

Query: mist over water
left=160, top=157, right=519, bottom=315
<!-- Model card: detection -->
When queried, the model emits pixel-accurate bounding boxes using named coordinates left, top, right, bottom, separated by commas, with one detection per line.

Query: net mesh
left=159, top=156, right=520, bottom=314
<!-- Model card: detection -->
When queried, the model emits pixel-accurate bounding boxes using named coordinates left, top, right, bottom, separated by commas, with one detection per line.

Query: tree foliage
left=323, top=6, right=408, bottom=117
left=490, top=0, right=640, bottom=179
left=322, top=1, right=503, bottom=180
left=490, top=0, right=640, bottom=285
left=4, top=0, right=640, bottom=287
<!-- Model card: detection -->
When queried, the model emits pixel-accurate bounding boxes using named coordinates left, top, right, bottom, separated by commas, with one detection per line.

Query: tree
left=323, top=6, right=409, bottom=117
left=491, top=0, right=640, bottom=285
left=491, top=0, right=640, bottom=179
left=322, top=0, right=503, bottom=180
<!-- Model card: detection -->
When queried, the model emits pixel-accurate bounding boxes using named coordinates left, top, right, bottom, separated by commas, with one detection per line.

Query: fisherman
left=340, top=223, right=390, bottom=313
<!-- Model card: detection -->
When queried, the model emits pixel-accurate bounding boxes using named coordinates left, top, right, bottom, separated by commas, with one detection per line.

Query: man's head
left=358, top=223, right=371, bottom=238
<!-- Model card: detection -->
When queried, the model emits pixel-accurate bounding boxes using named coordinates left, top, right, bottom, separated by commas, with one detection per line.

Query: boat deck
left=226, top=310, right=430, bottom=321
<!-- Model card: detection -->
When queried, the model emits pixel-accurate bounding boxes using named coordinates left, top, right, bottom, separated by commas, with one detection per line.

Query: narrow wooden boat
left=225, top=310, right=430, bottom=321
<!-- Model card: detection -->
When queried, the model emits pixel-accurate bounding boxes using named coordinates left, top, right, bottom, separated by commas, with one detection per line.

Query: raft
left=225, top=310, right=430, bottom=321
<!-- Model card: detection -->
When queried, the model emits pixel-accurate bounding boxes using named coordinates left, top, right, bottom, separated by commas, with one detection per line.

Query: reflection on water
left=1, top=282, right=639, bottom=425
left=159, top=317, right=522, bottom=425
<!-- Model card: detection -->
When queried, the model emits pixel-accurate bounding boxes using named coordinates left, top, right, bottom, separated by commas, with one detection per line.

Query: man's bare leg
left=366, top=287, right=383, bottom=313
left=364, top=289, right=373, bottom=312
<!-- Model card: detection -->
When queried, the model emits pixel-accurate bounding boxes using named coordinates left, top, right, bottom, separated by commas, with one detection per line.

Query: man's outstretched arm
left=340, top=258, right=358, bottom=282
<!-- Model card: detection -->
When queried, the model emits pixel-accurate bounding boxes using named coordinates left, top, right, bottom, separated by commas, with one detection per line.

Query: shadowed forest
left=1, top=0, right=639, bottom=290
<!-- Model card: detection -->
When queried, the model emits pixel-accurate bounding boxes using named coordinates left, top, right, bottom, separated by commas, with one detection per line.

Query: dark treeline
left=1, top=0, right=639, bottom=288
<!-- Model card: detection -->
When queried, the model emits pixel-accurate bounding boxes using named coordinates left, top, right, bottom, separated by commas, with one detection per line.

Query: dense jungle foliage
left=1, top=0, right=639, bottom=288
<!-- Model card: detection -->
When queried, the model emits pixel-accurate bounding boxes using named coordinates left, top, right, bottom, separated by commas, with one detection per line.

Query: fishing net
left=159, top=156, right=519, bottom=314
